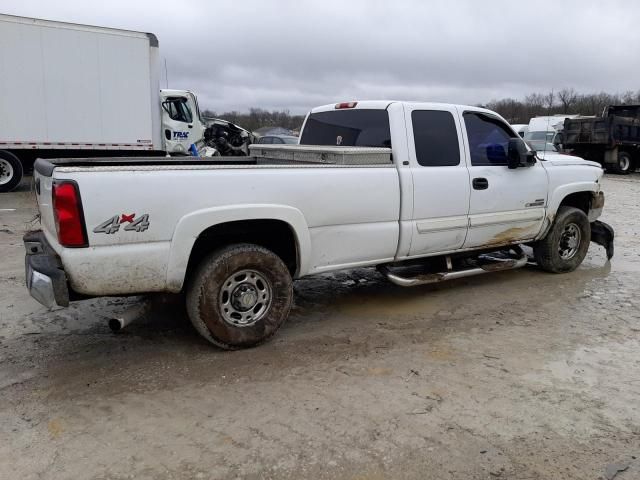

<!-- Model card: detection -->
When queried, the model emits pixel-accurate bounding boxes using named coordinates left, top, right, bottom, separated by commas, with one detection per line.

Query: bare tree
left=558, top=88, right=577, bottom=113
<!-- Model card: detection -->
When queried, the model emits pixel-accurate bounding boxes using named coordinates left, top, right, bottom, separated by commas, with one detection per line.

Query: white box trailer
left=0, top=14, right=208, bottom=192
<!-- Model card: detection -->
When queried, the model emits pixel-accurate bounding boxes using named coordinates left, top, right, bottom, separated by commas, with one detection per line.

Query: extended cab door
left=460, top=110, right=548, bottom=248
left=404, top=104, right=471, bottom=256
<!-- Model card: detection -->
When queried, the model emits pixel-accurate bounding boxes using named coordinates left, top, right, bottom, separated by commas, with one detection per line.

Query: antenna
left=164, top=58, right=169, bottom=88
left=543, top=88, right=554, bottom=158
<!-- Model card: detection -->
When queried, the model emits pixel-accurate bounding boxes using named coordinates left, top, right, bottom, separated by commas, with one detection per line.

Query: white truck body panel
left=0, top=14, right=159, bottom=150
left=31, top=101, right=607, bottom=298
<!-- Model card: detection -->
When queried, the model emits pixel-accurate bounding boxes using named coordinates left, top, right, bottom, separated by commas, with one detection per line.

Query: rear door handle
left=472, top=177, right=489, bottom=190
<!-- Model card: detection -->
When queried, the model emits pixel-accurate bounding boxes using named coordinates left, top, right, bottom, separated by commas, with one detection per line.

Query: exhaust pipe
left=379, top=247, right=528, bottom=287
left=108, top=301, right=149, bottom=332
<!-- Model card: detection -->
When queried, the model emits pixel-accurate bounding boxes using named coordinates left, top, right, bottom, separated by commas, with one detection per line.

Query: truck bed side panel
left=48, top=165, right=400, bottom=295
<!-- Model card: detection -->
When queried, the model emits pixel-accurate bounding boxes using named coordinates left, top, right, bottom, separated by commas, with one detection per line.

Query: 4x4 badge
left=94, top=213, right=150, bottom=234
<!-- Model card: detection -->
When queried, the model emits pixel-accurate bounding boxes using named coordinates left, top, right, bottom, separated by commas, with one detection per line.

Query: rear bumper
left=24, top=230, right=70, bottom=308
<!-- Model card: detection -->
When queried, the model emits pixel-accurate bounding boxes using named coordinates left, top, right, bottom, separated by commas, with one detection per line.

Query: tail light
left=52, top=181, right=88, bottom=247
left=335, top=101, right=358, bottom=109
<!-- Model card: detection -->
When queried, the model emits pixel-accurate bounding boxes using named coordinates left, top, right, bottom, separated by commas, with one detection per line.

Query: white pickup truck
left=24, top=101, right=614, bottom=349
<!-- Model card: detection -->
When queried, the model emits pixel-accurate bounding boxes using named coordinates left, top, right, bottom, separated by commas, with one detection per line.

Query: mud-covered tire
left=611, top=151, right=632, bottom=175
left=0, top=151, right=23, bottom=193
left=186, top=243, right=293, bottom=349
left=533, top=206, right=590, bottom=273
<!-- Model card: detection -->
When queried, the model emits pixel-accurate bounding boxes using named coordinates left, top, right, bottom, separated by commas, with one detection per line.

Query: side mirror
left=507, top=138, right=536, bottom=169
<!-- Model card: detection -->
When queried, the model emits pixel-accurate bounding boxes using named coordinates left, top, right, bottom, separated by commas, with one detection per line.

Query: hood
left=539, top=152, right=601, bottom=169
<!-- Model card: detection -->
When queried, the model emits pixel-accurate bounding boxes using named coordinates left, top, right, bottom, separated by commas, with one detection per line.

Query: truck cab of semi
left=160, top=89, right=208, bottom=155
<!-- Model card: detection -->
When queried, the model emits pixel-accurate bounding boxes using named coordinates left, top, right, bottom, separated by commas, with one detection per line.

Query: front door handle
left=472, top=177, right=489, bottom=190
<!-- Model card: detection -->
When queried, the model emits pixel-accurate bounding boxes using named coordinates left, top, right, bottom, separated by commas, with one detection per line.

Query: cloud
left=4, top=0, right=638, bottom=113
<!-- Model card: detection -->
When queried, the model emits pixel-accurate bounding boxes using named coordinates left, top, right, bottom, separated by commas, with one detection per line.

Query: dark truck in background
left=563, top=105, right=640, bottom=174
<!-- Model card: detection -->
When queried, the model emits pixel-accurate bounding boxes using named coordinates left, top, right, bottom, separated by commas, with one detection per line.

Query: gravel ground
left=0, top=174, right=639, bottom=480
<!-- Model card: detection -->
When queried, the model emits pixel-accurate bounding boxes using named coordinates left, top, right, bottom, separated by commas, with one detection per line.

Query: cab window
left=162, top=97, right=193, bottom=124
left=464, top=112, right=513, bottom=166
left=412, top=110, right=460, bottom=166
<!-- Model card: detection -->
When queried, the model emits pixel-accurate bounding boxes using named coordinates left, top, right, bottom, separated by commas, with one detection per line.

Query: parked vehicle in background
left=524, top=115, right=578, bottom=149
left=24, top=100, right=614, bottom=349
left=257, top=135, right=299, bottom=144
left=563, top=105, right=640, bottom=175
left=0, top=14, right=211, bottom=192
left=510, top=124, right=528, bottom=138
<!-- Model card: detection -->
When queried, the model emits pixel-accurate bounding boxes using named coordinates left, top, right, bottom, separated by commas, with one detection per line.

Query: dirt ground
left=1, top=175, right=639, bottom=480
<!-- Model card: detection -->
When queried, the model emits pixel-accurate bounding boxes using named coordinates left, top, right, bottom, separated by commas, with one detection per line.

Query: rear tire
left=186, top=243, right=293, bottom=349
left=534, top=206, right=590, bottom=273
left=0, top=151, right=23, bottom=193
left=611, top=151, right=632, bottom=175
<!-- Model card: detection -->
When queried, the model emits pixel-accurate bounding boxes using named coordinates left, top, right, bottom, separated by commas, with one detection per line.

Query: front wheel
left=533, top=206, right=591, bottom=273
left=186, top=243, right=293, bottom=349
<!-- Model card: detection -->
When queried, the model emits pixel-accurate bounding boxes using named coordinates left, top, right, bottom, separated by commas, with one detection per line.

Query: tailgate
left=33, top=170, right=59, bottom=249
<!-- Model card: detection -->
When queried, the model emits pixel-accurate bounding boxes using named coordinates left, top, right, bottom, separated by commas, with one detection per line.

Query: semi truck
left=0, top=14, right=210, bottom=192
left=563, top=105, right=640, bottom=174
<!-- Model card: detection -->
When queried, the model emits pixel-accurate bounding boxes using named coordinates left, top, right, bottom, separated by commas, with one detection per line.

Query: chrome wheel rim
left=219, top=269, right=272, bottom=327
left=559, top=223, right=581, bottom=260
left=0, top=159, right=13, bottom=185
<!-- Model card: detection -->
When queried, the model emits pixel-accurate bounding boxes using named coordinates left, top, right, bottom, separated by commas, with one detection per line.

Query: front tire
left=186, top=243, right=293, bottom=349
left=611, top=151, right=632, bottom=175
left=534, top=206, right=590, bottom=273
left=0, top=151, right=23, bottom=193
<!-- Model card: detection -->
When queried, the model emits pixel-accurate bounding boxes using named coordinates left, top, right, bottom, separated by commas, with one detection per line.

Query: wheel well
left=559, top=191, right=591, bottom=215
left=185, top=219, right=298, bottom=281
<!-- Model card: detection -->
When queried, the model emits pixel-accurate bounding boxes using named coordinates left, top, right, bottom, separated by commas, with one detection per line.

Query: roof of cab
left=309, top=100, right=496, bottom=116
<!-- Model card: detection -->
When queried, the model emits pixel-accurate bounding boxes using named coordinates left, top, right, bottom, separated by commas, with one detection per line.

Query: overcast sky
left=3, top=0, right=638, bottom=114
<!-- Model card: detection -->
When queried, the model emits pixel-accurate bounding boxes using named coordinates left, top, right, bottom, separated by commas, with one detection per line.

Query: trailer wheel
left=534, top=206, right=590, bottom=273
left=186, top=243, right=293, bottom=349
left=0, top=151, right=23, bottom=193
left=612, top=151, right=632, bottom=175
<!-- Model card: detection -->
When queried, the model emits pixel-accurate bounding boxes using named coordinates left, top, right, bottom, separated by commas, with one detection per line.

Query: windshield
left=525, top=131, right=555, bottom=142
left=527, top=140, right=557, bottom=152
left=300, top=109, right=391, bottom=147
left=282, top=137, right=298, bottom=144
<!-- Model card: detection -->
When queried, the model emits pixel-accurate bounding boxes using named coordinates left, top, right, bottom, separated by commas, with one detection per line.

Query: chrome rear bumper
left=24, top=231, right=69, bottom=308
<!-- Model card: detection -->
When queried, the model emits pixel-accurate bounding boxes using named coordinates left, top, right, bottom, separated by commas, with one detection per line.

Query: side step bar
left=379, top=246, right=528, bottom=287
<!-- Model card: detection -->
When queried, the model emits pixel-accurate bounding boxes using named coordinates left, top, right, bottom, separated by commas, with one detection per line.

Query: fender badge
left=94, top=213, right=150, bottom=234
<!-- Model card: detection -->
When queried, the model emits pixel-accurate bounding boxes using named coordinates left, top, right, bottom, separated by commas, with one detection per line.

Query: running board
left=379, top=246, right=528, bottom=287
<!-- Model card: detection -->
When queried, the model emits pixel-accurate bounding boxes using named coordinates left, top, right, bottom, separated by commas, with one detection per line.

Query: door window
left=162, top=97, right=193, bottom=123
left=412, top=110, right=460, bottom=166
left=464, top=112, right=514, bottom=166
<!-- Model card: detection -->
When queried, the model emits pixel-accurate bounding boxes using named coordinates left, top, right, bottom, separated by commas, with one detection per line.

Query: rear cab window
left=300, top=109, right=391, bottom=147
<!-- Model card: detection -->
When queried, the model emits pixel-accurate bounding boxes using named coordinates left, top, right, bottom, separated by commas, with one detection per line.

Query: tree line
left=484, top=88, right=640, bottom=124
left=202, top=108, right=306, bottom=133
left=203, top=89, right=640, bottom=131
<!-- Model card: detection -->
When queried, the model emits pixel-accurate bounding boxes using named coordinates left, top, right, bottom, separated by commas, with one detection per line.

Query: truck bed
left=564, top=109, right=640, bottom=147
left=34, top=145, right=393, bottom=176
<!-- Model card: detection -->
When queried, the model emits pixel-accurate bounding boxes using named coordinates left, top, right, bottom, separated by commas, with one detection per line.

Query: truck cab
left=160, top=89, right=207, bottom=155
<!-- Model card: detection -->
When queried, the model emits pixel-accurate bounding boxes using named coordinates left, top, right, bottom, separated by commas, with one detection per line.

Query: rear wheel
left=186, top=243, right=293, bottom=349
left=611, top=151, right=632, bottom=175
left=534, top=206, right=590, bottom=273
left=0, top=151, right=23, bottom=193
